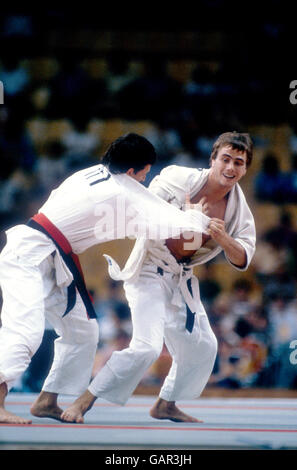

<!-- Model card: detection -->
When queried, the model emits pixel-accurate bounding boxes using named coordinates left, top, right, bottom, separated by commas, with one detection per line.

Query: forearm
left=220, top=234, right=247, bottom=268
left=208, top=218, right=247, bottom=268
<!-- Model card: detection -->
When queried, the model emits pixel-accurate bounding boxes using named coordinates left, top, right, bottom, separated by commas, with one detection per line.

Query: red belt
left=27, top=213, right=97, bottom=319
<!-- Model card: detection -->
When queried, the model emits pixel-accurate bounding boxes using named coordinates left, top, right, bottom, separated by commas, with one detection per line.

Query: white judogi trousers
left=0, top=244, right=99, bottom=394
left=88, top=263, right=217, bottom=404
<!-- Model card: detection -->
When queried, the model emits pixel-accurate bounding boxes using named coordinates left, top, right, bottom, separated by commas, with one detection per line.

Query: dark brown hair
left=210, top=131, right=253, bottom=167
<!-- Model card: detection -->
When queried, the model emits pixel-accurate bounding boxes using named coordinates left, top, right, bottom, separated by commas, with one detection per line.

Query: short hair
left=101, top=133, right=156, bottom=174
left=210, top=131, right=253, bottom=167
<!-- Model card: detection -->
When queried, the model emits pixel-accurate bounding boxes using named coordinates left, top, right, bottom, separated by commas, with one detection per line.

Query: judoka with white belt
left=0, top=133, right=210, bottom=424
left=61, top=131, right=256, bottom=424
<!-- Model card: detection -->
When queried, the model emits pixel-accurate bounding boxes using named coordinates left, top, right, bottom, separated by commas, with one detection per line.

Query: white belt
left=147, top=249, right=200, bottom=316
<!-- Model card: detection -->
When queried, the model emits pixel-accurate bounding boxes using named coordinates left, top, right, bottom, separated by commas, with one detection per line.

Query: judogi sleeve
left=225, top=201, right=256, bottom=272
left=114, top=171, right=210, bottom=241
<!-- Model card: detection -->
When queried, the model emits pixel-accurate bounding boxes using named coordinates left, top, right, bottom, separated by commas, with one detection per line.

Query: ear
left=126, top=168, right=135, bottom=177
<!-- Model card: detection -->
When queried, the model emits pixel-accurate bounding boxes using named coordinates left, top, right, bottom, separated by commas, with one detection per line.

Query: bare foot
left=30, top=391, right=63, bottom=422
left=150, top=398, right=203, bottom=423
left=0, top=382, right=32, bottom=424
left=0, top=407, right=32, bottom=425
left=61, top=390, right=96, bottom=423
left=61, top=403, right=85, bottom=423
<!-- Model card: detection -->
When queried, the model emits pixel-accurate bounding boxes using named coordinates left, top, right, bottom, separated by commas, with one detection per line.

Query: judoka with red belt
left=0, top=133, right=210, bottom=424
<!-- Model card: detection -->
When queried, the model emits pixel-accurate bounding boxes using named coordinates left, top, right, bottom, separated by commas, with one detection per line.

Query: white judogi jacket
left=105, top=166, right=256, bottom=316
left=3, top=164, right=210, bottom=291
left=1, top=164, right=213, bottom=394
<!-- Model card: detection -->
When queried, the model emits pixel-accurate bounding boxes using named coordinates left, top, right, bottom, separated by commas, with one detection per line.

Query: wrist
left=216, top=232, right=230, bottom=248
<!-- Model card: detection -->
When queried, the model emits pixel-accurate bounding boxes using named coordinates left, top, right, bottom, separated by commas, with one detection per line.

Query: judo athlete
left=0, top=133, right=209, bottom=424
left=61, top=131, right=256, bottom=424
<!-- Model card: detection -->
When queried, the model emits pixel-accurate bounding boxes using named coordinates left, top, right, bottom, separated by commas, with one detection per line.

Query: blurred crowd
left=1, top=34, right=297, bottom=393
left=1, top=48, right=296, bottom=229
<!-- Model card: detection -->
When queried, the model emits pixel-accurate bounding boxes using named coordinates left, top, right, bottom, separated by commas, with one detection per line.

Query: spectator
left=236, top=335, right=268, bottom=387
left=171, top=149, right=200, bottom=170
left=92, top=329, right=130, bottom=379
left=105, top=54, right=137, bottom=97
left=199, top=263, right=222, bottom=312
left=0, top=109, right=35, bottom=232
left=183, top=64, right=218, bottom=128
left=29, top=85, right=52, bottom=119
left=254, top=152, right=287, bottom=203
left=264, top=211, right=297, bottom=279
left=195, top=130, right=219, bottom=168
left=234, top=305, right=270, bottom=387
left=286, top=153, right=297, bottom=203
left=47, top=54, right=92, bottom=119
left=209, top=338, right=243, bottom=389
left=265, top=294, right=297, bottom=388
left=0, top=151, right=28, bottom=232
left=269, top=295, right=297, bottom=349
left=118, top=58, right=183, bottom=121
left=94, top=280, right=132, bottom=348
left=0, top=56, right=29, bottom=100
left=61, top=114, right=100, bottom=172
left=35, top=140, right=68, bottom=195
left=253, top=212, right=297, bottom=305
left=219, top=279, right=256, bottom=338
left=82, top=59, right=110, bottom=118
left=107, top=281, right=132, bottom=337
left=91, top=282, right=132, bottom=378
left=229, top=279, right=255, bottom=317
left=184, top=64, right=217, bottom=102
left=234, top=304, right=269, bottom=345
left=210, top=327, right=268, bottom=389
left=143, top=119, right=184, bottom=184
left=63, top=114, right=99, bottom=156
left=144, top=119, right=183, bottom=165
left=252, top=237, right=288, bottom=287
left=0, top=109, right=37, bottom=173
left=207, top=294, right=231, bottom=343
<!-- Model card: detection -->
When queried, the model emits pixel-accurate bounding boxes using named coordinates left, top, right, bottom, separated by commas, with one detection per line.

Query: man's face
left=210, top=145, right=247, bottom=188
left=128, top=164, right=151, bottom=182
